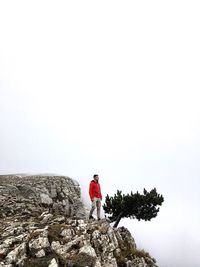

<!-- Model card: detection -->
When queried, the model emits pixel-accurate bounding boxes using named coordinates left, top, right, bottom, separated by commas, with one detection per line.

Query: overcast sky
left=0, top=1, right=200, bottom=266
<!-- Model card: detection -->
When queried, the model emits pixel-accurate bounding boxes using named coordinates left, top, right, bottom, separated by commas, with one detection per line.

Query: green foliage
left=103, top=188, right=164, bottom=228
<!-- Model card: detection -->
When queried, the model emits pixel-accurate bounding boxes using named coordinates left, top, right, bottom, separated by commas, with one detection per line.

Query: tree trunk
left=113, top=212, right=123, bottom=228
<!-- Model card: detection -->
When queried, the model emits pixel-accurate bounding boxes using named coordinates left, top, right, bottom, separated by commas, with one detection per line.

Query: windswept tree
left=103, top=188, right=164, bottom=228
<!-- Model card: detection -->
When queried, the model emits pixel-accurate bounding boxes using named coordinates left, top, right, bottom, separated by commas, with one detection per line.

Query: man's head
left=93, top=174, right=99, bottom=182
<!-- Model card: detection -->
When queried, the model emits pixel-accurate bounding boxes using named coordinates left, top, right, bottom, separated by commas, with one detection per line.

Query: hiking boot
left=89, top=215, right=94, bottom=219
left=97, top=218, right=101, bottom=221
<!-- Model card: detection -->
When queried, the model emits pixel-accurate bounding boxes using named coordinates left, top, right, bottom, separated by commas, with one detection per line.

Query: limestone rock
left=6, top=242, right=26, bottom=264
left=0, top=174, right=86, bottom=219
left=35, top=249, right=46, bottom=258
left=29, top=235, right=50, bottom=250
left=48, top=258, right=58, bottom=267
left=75, top=245, right=97, bottom=267
left=0, top=174, right=158, bottom=267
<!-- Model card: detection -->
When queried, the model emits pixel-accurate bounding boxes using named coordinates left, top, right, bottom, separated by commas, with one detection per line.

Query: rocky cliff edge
left=0, top=174, right=158, bottom=267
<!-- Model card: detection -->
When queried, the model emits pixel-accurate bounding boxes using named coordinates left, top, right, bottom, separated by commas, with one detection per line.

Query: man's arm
left=89, top=182, right=94, bottom=201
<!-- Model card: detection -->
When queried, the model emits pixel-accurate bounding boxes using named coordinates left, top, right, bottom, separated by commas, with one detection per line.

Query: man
left=89, top=174, right=102, bottom=220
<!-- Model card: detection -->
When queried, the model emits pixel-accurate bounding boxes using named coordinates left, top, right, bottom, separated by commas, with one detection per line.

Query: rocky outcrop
left=0, top=174, right=158, bottom=267
left=0, top=174, right=86, bottom=219
left=0, top=216, right=157, bottom=267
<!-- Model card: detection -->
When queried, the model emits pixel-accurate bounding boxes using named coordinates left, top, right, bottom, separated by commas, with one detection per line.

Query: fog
left=0, top=1, right=200, bottom=266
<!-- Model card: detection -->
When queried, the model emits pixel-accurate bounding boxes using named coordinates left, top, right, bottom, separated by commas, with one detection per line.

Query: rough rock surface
left=0, top=174, right=86, bottom=219
left=0, top=174, right=158, bottom=267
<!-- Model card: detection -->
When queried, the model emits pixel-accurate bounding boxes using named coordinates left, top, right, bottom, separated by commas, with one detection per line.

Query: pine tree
left=103, top=188, right=164, bottom=228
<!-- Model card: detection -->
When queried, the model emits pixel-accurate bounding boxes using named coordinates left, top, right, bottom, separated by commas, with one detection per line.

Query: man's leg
left=89, top=198, right=96, bottom=218
left=96, top=199, right=101, bottom=220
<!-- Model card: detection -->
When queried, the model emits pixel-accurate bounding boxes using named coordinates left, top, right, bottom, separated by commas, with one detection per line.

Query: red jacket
left=89, top=180, right=102, bottom=200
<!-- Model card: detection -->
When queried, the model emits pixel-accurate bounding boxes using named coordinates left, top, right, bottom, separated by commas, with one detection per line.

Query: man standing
left=89, top=174, right=102, bottom=220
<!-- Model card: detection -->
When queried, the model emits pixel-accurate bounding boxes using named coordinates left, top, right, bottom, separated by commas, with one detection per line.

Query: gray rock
left=48, top=258, right=58, bottom=267
left=6, top=242, right=26, bottom=264
left=41, top=213, right=54, bottom=224
left=40, top=193, right=53, bottom=205
left=29, top=235, right=50, bottom=251
left=0, top=174, right=86, bottom=219
left=35, top=249, right=46, bottom=258
left=51, top=235, right=84, bottom=260
left=76, top=245, right=97, bottom=267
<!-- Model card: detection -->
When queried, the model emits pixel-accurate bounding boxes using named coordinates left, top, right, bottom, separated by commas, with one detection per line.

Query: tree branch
left=113, top=212, right=124, bottom=228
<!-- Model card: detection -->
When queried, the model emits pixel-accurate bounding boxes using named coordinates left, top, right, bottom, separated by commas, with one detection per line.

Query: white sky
left=0, top=1, right=200, bottom=266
